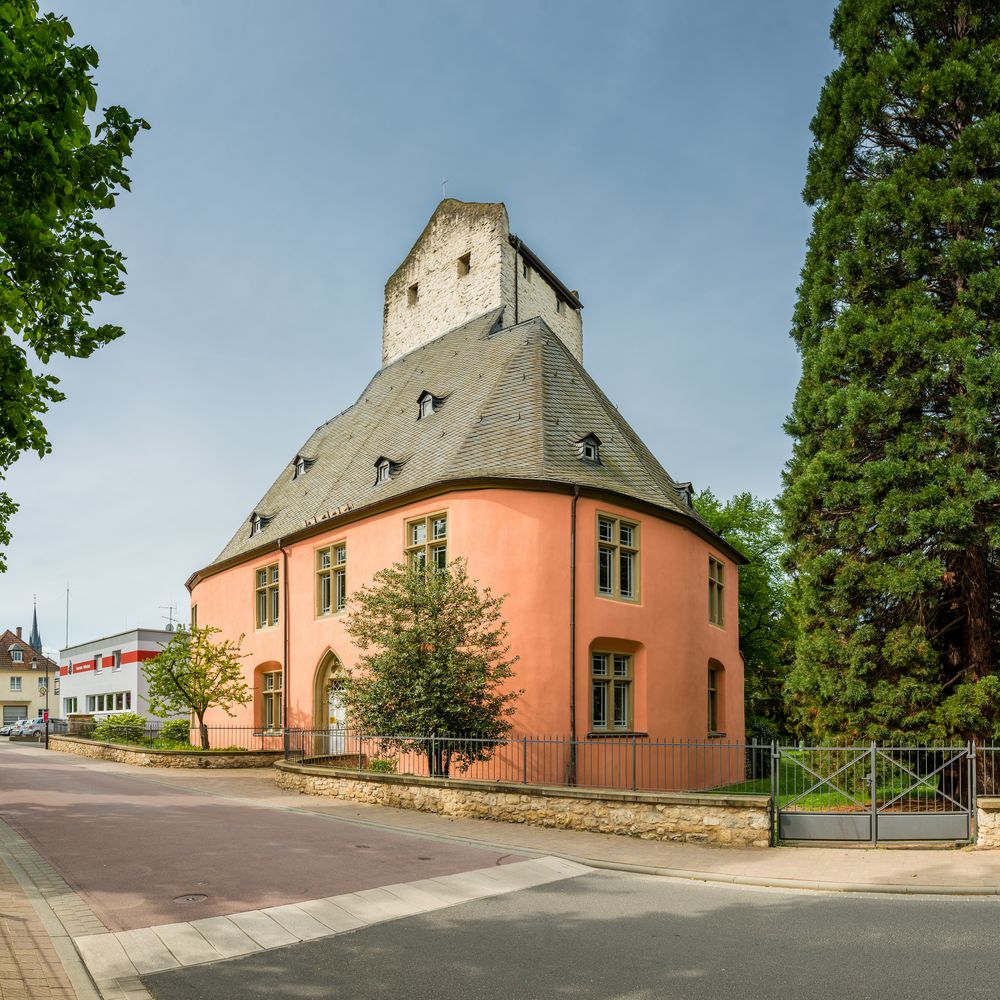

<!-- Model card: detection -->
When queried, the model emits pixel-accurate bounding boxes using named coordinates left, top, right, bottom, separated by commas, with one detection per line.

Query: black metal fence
left=283, top=729, right=765, bottom=793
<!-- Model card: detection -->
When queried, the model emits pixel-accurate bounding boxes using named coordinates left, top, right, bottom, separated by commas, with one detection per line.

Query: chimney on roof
left=16, top=626, right=21, bottom=639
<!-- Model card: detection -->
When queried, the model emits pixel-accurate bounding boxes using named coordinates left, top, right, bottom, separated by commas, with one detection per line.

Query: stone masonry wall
left=499, top=240, right=583, bottom=362
left=275, top=762, right=771, bottom=847
left=49, top=735, right=283, bottom=769
left=976, top=797, right=1000, bottom=848
left=382, top=201, right=509, bottom=367
left=382, top=200, right=584, bottom=366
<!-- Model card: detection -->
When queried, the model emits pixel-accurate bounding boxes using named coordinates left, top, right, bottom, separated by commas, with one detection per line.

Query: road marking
left=74, top=856, right=589, bottom=992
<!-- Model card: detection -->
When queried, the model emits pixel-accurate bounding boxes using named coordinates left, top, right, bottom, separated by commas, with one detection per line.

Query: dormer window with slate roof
left=577, top=433, right=602, bottom=464
left=676, top=482, right=695, bottom=509
left=250, top=512, right=270, bottom=537
left=10, top=646, right=22, bottom=663
left=375, top=456, right=401, bottom=486
left=418, top=391, right=442, bottom=420
left=293, top=455, right=314, bottom=479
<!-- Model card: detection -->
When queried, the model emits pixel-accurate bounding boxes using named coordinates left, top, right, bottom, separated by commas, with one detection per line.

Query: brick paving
left=0, top=854, right=76, bottom=1000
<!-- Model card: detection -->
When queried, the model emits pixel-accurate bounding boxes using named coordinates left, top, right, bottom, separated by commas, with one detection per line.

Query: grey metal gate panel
left=778, top=812, right=871, bottom=842
left=774, top=743, right=975, bottom=845
left=3, top=706, right=26, bottom=725
left=877, top=812, right=970, bottom=841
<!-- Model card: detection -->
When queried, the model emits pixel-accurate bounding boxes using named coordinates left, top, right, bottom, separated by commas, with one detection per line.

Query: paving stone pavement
left=0, top=817, right=143, bottom=1000
left=0, top=851, right=83, bottom=1000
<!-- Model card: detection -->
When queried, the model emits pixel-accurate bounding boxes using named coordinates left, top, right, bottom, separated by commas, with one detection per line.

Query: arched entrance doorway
left=314, top=651, right=347, bottom=755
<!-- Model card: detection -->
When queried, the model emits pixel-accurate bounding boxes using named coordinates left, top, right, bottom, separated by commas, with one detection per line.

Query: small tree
left=143, top=626, right=251, bottom=749
left=344, top=559, right=520, bottom=776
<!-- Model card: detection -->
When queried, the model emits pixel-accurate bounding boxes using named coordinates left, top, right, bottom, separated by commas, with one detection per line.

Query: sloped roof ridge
left=310, top=307, right=509, bottom=516
left=538, top=324, right=710, bottom=526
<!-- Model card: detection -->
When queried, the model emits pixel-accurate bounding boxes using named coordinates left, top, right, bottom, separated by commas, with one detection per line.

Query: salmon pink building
left=187, top=200, right=745, bottom=753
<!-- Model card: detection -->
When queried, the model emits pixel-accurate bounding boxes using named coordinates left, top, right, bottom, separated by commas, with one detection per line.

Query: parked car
left=0, top=718, right=32, bottom=737
left=11, top=718, right=68, bottom=740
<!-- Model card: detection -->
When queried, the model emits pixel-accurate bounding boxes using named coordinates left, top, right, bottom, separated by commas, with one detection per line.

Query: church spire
left=28, top=598, right=41, bottom=653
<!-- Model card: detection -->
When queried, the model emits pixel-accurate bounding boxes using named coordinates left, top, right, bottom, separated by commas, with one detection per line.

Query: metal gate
left=775, top=744, right=974, bottom=844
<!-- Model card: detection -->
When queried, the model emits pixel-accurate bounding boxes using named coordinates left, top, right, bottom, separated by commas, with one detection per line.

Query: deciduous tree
left=143, top=627, right=251, bottom=749
left=0, top=2, right=147, bottom=568
left=695, top=490, right=797, bottom=738
left=343, top=559, right=520, bottom=776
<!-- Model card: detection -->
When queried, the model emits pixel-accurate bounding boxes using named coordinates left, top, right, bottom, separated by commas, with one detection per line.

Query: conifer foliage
left=781, top=3, right=1000, bottom=740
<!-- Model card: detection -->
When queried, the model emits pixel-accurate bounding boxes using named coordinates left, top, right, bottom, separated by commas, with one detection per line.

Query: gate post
left=970, top=741, right=978, bottom=844
left=769, top=741, right=778, bottom=847
left=870, top=741, right=877, bottom=845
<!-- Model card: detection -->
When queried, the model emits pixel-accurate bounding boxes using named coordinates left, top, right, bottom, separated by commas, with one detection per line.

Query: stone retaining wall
left=976, top=797, right=1000, bottom=848
left=274, top=761, right=771, bottom=847
left=49, top=735, right=283, bottom=769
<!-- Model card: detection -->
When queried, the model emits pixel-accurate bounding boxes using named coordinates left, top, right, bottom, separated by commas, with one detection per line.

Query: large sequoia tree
left=781, top=2, right=1000, bottom=741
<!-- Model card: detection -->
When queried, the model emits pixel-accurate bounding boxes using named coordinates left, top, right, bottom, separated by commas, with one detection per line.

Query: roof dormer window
left=418, top=390, right=442, bottom=420
left=676, top=482, right=695, bottom=508
left=576, top=433, right=602, bottom=464
left=250, top=512, right=270, bottom=537
left=373, top=455, right=404, bottom=486
left=10, top=647, right=22, bottom=663
left=292, top=455, right=313, bottom=479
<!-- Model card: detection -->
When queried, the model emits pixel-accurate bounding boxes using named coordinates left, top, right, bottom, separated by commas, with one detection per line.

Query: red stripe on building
left=121, top=649, right=158, bottom=665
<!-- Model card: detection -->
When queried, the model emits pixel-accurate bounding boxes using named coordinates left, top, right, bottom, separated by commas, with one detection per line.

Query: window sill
left=596, top=594, right=640, bottom=605
left=707, top=731, right=728, bottom=739
left=587, top=731, right=648, bottom=739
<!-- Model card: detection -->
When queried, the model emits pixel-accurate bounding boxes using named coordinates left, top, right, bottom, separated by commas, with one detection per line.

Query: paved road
left=0, top=742, right=520, bottom=931
left=144, top=871, right=999, bottom=1000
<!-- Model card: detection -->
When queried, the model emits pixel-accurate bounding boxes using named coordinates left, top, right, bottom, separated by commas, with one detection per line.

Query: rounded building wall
left=190, top=487, right=743, bottom=743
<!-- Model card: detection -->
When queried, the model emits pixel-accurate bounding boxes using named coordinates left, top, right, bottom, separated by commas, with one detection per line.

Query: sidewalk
left=0, top=854, right=78, bottom=1000
left=62, top=751, right=1000, bottom=897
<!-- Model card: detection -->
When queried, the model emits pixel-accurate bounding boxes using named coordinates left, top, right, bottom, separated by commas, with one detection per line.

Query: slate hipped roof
left=194, top=309, right=741, bottom=581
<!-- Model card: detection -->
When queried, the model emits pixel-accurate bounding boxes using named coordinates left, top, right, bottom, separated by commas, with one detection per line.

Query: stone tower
left=381, top=199, right=583, bottom=367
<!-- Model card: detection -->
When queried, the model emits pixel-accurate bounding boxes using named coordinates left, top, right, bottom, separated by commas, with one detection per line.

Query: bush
left=368, top=757, right=397, bottom=774
left=92, top=712, right=148, bottom=744
left=158, top=719, right=192, bottom=744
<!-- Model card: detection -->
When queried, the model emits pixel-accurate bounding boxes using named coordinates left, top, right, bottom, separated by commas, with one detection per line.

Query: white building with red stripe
left=59, top=628, right=176, bottom=719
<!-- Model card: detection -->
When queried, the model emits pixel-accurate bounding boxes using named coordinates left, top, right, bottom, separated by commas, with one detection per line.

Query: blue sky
left=3, top=0, right=838, bottom=655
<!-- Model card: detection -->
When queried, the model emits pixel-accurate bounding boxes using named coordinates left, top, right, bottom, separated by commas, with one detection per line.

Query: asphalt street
left=144, top=871, right=1000, bottom=1000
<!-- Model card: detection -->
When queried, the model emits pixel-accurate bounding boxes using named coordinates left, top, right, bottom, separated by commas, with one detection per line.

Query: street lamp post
left=32, top=655, right=49, bottom=749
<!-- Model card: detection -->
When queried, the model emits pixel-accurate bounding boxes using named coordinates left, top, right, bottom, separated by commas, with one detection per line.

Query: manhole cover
left=173, top=894, right=207, bottom=904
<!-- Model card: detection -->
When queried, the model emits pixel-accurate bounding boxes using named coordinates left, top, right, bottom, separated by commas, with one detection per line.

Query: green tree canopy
left=142, top=626, right=251, bottom=749
left=781, top=2, right=1000, bottom=741
left=343, top=559, right=520, bottom=776
left=695, top=490, right=797, bottom=738
left=0, top=2, right=147, bottom=568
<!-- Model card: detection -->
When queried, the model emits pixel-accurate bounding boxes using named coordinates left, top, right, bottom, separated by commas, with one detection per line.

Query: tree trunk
left=198, top=714, right=210, bottom=750
left=960, top=542, right=993, bottom=682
